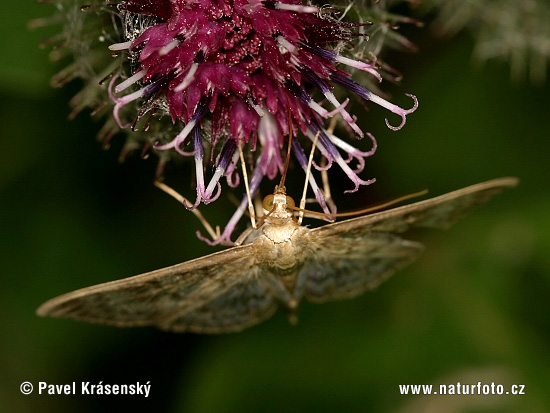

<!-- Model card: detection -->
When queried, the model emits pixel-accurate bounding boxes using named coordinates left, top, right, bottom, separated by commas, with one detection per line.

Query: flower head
left=35, top=0, right=418, bottom=244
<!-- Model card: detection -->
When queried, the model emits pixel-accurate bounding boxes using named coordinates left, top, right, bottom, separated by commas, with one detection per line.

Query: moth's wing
left=302, top=233, right=424, bottom=302
left=312, top=177, right=518, bottom=239
left=165, top=267, right=280, bottom=333
left=36, top=245, right=272, bottom=332
left=302, top=177, right=518, bottom=302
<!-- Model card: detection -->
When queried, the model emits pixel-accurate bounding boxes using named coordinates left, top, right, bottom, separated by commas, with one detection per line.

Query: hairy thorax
left=252, top=217, right=310, bottom=276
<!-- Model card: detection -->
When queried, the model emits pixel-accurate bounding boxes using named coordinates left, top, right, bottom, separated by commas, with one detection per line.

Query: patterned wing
left=302, top=233, right=424, bottom=302
left=164, top=267, right=279, bottom=333
left=302, top=177, right=517, bottom=302
left=36, top=245, right=260, bottom=331
left=312, top=177, right=518, bottom=241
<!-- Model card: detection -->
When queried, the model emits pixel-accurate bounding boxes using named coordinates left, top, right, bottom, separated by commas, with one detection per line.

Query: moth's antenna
left=299, top=130, right=320, bottom=224
left=238, top=143, right=257, bottom=229
left=291, top=189, right=429, bottom=219
left=279, top=104, right=294, bottom=189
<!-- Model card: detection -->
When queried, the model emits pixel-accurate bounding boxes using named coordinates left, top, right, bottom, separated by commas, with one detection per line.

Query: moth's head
left=262, top=186, right=296, bottom=219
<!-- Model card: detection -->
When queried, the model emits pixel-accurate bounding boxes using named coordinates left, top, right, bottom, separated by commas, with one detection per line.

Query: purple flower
left=108, top=0, right=417, bottom=243
left=35, top=0, right=418, bottom=244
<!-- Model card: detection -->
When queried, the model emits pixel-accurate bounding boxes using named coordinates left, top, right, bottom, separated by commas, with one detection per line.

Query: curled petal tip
left=385, top=94, right=418, bottom=131
left=343, top=186, right=358, bottom=194
left=343, top=177, right=376, bottom=194
left=384, top=116, right=405, bottom=131
left=203, top=182, right=222, bottom=204
left=112, top=104, right=132, bottom=129
left=312, top=157, right=332, bottom=171
left=153, top=140, right=176, bottom=151
left=182, top=197, right=200, bottom=210
left=174, top=146, right=197, bottom=156
left=196, top=230, right=220, bottom=246
left=108, top=75, right=131, bottom=129
left=404, top=94, right=419, bottom=114
left=196, top=225, right=234, bottom=246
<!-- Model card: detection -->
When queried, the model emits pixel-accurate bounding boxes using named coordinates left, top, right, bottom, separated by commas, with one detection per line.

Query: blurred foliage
left=1, top=1, right=549, bottom=412
left=419, top=0, right=550, bottom=84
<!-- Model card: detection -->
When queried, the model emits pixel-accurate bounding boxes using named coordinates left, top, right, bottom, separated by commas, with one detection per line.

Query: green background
left=1, top=1, right=549, bottom=412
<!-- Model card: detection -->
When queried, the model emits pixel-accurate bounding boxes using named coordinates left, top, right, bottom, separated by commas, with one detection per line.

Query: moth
left=37, top=177, right=518, bottom=333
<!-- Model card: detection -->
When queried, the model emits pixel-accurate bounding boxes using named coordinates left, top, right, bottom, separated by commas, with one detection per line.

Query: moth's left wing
left=301, top=233, right=424, bottom=302
left=302, top=177, right=517, bottom=303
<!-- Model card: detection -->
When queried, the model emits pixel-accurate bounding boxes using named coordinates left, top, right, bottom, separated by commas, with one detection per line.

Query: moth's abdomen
left=252, top=227, right=311, bottom=302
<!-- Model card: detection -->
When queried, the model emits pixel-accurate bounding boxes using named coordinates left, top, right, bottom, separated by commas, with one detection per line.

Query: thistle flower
left=35, top=0, right=418, bottom=244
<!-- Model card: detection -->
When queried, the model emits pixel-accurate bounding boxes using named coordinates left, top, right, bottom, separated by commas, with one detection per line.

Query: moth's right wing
left=36, top=245, right=277, bottom=332
left=163, top=266, right=280, bottom=333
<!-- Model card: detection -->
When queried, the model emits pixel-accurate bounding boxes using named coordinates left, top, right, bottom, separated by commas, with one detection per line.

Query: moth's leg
left=298, top=130, right=320, bottom=224
left=319, top=163, right=337, bottom=216
left=234, top=227, right=255, bottom=246
left=254, top=191, right=264, bottom=222
left=153, top=181, right=221, bottom=242
left=238, top=143, right=257, bottom=230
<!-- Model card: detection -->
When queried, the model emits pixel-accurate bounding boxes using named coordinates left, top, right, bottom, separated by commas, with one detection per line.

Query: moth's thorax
left=261, top=217, right=300, bottom=244
left=254, top=187, right=310, bottom=289
left=253, top=217, right=309, bottom=274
